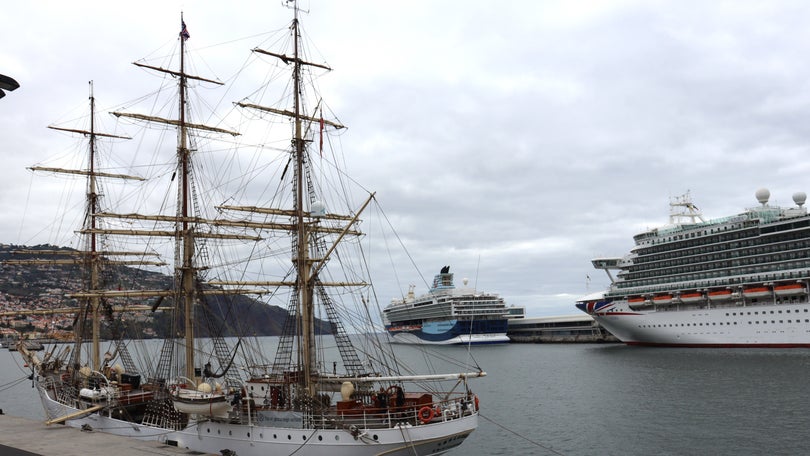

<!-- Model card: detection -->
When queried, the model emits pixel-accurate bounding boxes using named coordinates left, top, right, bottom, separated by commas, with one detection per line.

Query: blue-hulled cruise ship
left=383, top=266, right=511, bottom=344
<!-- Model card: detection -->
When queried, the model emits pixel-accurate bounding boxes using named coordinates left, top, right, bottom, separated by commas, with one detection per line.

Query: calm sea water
left=2, top=341, right=809, bottom=455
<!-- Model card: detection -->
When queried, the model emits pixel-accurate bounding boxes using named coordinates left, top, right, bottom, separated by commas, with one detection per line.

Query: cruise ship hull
left=590, top=301, right=810, bottom=347
left=386, top=319, right=509, bottom=345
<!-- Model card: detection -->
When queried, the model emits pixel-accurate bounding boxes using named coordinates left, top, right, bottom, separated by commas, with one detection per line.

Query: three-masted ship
left=16, top=3, right=484, bottom=455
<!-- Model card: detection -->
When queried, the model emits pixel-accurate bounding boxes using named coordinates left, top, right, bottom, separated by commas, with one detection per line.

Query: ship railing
left=225, top=390, right=478, bottom=429
left=308, top=394, right=477, bottom=430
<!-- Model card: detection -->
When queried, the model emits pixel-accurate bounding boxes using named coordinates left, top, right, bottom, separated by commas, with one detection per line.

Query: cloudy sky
left=4, top=0, right=810, bottom=317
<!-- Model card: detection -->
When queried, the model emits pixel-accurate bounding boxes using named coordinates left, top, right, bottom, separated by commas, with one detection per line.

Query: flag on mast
left=319, top=107, right=324, bottom=156
left=180, top=21, right=190, bottom=41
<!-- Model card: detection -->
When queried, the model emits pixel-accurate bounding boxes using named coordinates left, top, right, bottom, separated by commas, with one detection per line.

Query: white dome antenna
left=755, top=188, right=770, bottom=206
left=793, top=192, right=807, bottom=207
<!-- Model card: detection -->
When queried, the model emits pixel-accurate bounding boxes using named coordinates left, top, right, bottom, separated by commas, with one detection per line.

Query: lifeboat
left=707, top=290, right=732, bottom=301
left=679, top=292, right=703, bottom=303
left=627, top=296, right=651, bottom=310
left=172, top=387, right=232, bottom=418
left=774, top=283, right=807, bottom=296
left=652, top=294, right=673, bottom=305
left=743, top=286, right=771, bottom=299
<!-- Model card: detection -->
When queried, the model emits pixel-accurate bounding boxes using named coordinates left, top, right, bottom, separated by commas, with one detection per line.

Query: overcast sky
left=4, top=0, right=810, bottom=317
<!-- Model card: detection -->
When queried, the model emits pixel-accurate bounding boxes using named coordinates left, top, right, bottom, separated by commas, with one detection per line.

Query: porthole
left=373, top=435, right=379, bottom=441
left=288, top=435, right=292, bottom=440
left=318, top=436, right=323, bottom=441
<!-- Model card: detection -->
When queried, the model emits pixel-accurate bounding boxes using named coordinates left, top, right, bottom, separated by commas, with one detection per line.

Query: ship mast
left=87, top=82, right=102, bottom=371
left=178, top=13, right=196, bottom=384
left=291, top=2, right=316, bottom=397
left=111, top=15, right=242, bottom=384
left=10, top=82, right=136, bottom=372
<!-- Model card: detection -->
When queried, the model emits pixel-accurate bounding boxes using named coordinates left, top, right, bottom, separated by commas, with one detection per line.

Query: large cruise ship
left=383, top=266, right=512, bottom=344
left=576, top=189, right=810, bottom=347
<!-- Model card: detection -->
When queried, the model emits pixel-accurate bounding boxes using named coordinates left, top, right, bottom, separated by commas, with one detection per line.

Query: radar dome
left=197, top=383, right=213, bottom=393
left=755, top=188, right=770, bottom=206
left=311, top=201, right=326, bottom=217
left=793, top=192, right=807, bottom=207
left=463, top=278, right=469, bottom=286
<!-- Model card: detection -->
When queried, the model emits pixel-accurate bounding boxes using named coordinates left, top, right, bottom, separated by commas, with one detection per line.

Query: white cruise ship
left=383, top=266, right=511, bottom=344
left=576, top=189, right=810, bottom=347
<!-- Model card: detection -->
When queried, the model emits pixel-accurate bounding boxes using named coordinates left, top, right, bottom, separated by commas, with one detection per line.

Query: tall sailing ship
left=15, top=4, right=484, bottom=455
left=382, top=266, right=511, bottom=345
left=577, top=190, right=810, bottom=347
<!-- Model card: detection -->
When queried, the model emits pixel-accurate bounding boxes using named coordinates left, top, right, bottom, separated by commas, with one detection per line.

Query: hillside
left=0, top=244, right=327, bottom=339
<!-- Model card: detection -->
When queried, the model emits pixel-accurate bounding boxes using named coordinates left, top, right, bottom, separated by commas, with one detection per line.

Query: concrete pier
left=0, top=414, right=215, bottom=456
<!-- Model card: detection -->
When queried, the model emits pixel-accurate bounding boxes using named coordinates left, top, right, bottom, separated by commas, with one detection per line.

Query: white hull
left=389, top=332, right=510, bottom=345
left=593, top=300, right=810, bottom=347
left=37, top=384, right=477, bottom=456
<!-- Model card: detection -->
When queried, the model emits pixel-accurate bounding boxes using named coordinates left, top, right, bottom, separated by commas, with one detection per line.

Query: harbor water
left=2, top=341, right=809, bottom=455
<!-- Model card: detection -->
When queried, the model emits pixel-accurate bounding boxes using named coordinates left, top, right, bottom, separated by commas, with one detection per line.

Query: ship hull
left=386, top=319, right=509, bottom=345
left=36, top=383, right=477, bottom=456
left=591, top=300, right=810, bottom=347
